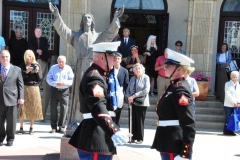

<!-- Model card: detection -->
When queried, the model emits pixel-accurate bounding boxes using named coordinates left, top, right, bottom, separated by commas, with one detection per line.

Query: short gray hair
left=133, top=63, right=145, bottom=74
left=58, top=55, right=66, bottom=62
left=231, top=71, right=239, bottom=78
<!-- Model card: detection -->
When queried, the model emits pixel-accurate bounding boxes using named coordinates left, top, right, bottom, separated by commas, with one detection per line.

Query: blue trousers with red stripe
left=77, top=150, right=113, bottom=160
left=160, top=153, right=192, bottom=160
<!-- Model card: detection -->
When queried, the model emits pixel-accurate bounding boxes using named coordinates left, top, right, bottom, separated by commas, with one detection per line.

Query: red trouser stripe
left=170, top=153, right=174, bottom=160
left=93, top=153, right=98, bottom=160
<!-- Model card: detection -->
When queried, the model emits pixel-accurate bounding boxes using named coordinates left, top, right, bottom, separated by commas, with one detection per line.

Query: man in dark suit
left=118, top=28, right=136, bottom=65
left=113, top=53, right=129, bottom=127
left=0, top=50, right=24, bottom=146
left=28, top=27, right=49, bottom=88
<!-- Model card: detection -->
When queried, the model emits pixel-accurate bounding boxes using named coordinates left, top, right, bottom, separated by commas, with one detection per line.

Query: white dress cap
left=90, top=42, right=121, bottom=54
left=164, top=48, right=194, bottom=66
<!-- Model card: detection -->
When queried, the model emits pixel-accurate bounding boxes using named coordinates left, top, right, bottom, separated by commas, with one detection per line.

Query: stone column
left=186, top=0, right=217, bottom=93
left=59, top=0, right=91, bottom=66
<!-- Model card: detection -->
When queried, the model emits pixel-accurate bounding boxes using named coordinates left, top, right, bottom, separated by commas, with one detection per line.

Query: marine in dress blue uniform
left=69, top=42, right=130, bottom=160
left=151, top=49, right=196, bottom=160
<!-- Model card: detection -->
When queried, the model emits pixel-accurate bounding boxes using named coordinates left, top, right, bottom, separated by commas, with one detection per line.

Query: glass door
left=5, top=6, right=59, bottom=58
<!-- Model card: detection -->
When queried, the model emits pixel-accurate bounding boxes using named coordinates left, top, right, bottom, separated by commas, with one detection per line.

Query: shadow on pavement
left=124, top=144, right=151, bottom=148
left=38, top=136, right=62, bottom=139
left=0, top=155, right=43, bottom=160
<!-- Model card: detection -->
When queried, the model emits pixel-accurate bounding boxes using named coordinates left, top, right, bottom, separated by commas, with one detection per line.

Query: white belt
left=158, top=120, right=179, bottom=126
left=83, top=111, right=116, bottom=119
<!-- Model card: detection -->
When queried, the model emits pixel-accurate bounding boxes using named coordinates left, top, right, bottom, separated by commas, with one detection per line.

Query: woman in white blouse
left=223, top=71, right=240, bottom=136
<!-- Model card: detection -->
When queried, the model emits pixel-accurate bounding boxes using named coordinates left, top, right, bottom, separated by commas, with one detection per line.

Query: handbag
left=133, top=77, right=146, bottom=105
left=227, top=108, right=240, bottom=132
left=225, top=52, right=239, bottom=72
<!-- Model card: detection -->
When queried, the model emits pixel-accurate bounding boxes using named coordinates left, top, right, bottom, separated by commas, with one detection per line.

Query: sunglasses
left=176, top=45, right=182, bottom=47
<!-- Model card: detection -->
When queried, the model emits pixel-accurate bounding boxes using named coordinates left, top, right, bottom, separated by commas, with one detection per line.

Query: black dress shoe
left=0, top=142, right=3, bottom=146
left=58, top=128, right=65, bottom=134
left=49, top=129, right=56, bottom=133
left=6, top=141, right=13, bottom=146
left=223, top=131, right=236, bottom=136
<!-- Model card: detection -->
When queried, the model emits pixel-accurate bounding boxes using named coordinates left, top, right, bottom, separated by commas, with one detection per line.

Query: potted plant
left=191, top=73, right=212, bottom=101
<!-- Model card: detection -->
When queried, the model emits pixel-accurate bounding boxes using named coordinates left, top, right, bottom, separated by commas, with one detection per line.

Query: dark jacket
left=28, top=36, right=49, bottom=62
left=118, top=37, right=136, bottom=58
left=19, top=63, right=42, bottom=86
left=69, top=63, right=120, bottom=155
left=151, top=77, right=195, bottom=159
left=116, top=66, right=129, bottom=92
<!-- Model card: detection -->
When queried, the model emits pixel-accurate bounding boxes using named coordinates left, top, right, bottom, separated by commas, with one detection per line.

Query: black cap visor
left=164, top=59, right=180, bottom=65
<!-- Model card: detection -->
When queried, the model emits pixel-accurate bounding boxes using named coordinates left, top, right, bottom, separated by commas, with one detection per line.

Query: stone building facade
left=1, top=0, right=240, bottom=93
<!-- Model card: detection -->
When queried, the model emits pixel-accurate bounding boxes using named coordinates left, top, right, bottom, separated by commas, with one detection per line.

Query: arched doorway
left=218, top=0, right=240, bottom=65
left=2, top=0, right=60, bottom=57
left=111, top=0, right=168, bottom=56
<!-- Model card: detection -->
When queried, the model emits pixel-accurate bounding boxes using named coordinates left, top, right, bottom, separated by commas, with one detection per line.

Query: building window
left=224, top=21, right=240, bottom=58
left=223, top=0, right=240, bottom=11
left=114, top=0, right=165, bottom=10
left=7, top=0, right=59, bottom=5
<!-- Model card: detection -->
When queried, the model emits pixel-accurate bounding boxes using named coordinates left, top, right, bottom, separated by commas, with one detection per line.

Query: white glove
left=174, top=155, right=189, bottom=160
left=111, top=131, right=132, bottom=147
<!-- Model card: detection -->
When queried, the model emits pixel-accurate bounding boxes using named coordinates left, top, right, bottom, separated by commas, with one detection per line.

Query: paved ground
left=0, top=120, right=240, bottom=160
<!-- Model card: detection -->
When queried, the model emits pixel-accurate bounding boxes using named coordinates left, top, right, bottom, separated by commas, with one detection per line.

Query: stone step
left=195, top=107, right=224, bottom=115
left=195, top=114, right=224, bottom=122
left=195, top=121, right=224, bottom=131
left=195, top=101, right=222, bottom=108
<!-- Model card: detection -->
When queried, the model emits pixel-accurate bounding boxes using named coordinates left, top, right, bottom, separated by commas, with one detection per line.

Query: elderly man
left=0, top=50, right=24, bottom=146
left=28, top=27, right=49, bottom=88
left=49, top=3, right=124, bottom=135
left=7, top=28, right=28, bottom=66
left=69, top=42, right=131, bottom=160
left=46, top=56, right=74, bottom=134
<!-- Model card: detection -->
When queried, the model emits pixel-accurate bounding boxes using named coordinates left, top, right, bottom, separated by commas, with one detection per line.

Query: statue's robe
left=53, top=15, right=120, bottom=123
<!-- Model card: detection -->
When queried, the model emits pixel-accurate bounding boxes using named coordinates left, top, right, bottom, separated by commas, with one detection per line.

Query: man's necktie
left=37, top=38, right=40, bottom=49
left=2, top=67, right=6, bottom=82
left=124, top=39, right=127, bottom=45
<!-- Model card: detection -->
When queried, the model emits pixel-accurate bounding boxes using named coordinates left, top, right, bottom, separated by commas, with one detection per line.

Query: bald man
left=46, top=56, right=74, bottom=134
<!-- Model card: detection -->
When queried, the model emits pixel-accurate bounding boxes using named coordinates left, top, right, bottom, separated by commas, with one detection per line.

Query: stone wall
left=186, top=0, right=221, bottom=93
left=167, top=0, right=189, bottom=52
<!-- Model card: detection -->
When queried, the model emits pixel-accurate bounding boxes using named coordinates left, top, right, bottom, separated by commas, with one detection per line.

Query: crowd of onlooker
left=0, top=26, right=238, bottom=148
left=0, top=28, right=75, bottom=147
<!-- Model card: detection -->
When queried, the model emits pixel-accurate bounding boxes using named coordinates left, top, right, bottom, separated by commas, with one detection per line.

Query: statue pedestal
left=60, top=136, right=79, bottom=160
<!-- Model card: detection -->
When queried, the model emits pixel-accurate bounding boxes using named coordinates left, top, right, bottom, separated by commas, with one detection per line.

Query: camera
left=31, top=63, right=37, bottom=73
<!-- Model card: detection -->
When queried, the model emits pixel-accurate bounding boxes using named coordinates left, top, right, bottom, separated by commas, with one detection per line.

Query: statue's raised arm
left=114, top=6, right=124, bottom=19
left=49, top=2, right=60, bottom=18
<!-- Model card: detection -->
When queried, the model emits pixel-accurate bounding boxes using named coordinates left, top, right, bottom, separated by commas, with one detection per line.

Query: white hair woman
left=143, top=35, right=158, bottom=96
left=223, top=71, right=240, bottom=136
left=126, top=63, right=150, bottom=144
left=18, top=50, right=43, bottom=135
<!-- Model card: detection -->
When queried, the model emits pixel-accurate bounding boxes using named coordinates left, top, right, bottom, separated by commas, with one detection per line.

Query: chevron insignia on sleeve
left=178, top=94, right=189, bottom=106
left=92, top=84, right=104, bottom=97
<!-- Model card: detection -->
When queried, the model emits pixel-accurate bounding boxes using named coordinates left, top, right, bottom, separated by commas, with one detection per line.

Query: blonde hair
left=24, top=50, right=37, bottom=64
left=133, top=63, right=145, bottom=75
left=146, top=35, right=157, bottom=51
left=182, top=66, right=195, bottom=75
